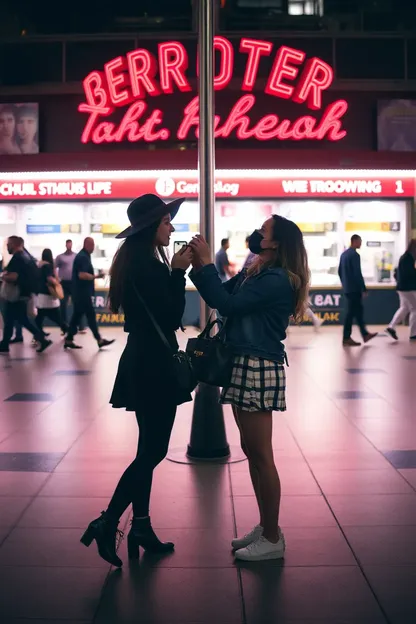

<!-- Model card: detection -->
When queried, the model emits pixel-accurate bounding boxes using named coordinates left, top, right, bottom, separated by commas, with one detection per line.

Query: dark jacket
left=72, top=249, right=95, bottom=298
left=338, top=247, right=366, bottom=294
left=396, top=251, right=416, bottom=291
left=110, top=258, right=190, bottom=410
left=190, top=264, right=294, bottom=363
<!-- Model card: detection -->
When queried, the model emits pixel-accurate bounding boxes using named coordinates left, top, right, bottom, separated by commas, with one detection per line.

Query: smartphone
left=174, top=241, right=188, bottom=254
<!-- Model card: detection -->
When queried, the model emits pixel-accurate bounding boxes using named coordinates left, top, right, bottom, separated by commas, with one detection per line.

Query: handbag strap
left=199, top=271, right=245, bottom=339
left=131, top=282, right=174, bottom=354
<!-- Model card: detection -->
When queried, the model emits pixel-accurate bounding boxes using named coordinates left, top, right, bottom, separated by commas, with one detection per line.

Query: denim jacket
left=190, top=264, right=295, bottom=363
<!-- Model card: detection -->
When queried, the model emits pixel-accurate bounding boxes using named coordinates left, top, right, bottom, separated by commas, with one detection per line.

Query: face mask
left=248, top=230, right=265, bottom=255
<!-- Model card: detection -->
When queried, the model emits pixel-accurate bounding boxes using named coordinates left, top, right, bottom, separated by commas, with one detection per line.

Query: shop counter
left=88, top=285, right=400, bottom=328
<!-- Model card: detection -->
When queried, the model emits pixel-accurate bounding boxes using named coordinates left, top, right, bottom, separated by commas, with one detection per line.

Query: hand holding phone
left=174, top=241, right=188, bottom=255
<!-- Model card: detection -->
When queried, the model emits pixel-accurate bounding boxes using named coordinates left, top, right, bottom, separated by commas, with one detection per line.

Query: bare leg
left=237, top=409, right=281, bottom=543
left=232, top=406, right=264, bottom=526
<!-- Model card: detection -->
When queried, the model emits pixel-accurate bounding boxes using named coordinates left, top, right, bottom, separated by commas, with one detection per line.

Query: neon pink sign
left=78, top=37, right=348, bottom=145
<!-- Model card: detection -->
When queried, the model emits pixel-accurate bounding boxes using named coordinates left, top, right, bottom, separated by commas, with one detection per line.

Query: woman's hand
left=189, top=235, right=212, bottom=267
left=171, top=245, right=193, bottom=271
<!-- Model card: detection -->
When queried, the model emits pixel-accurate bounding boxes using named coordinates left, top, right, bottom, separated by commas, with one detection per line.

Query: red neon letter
left=104, top=56, right=131, bottom=107
left=80, top=71, right=111, bottom=111
left=315, top=100, right=348, bottom=141
left=78, top=71, right=113, bottom=144
left=293, top=58, right=334, bottom=110
left=265, top=46, right=305, bottom=100
left=240, top=38, right=273, bottom=91
left=127, top=49, right=160, bottom=98
left=177, top=96, right=199, bottom=140
left=158, top=42, right=191, bottom=94
left=214, top=36, right=234, bottom=91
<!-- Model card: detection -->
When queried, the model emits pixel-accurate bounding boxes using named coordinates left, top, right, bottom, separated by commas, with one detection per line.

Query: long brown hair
left=406, top=238, right=416, bottom=257
left=108, top=219, right=169, bottom=313
left=247, top=215, right=310, bottom=323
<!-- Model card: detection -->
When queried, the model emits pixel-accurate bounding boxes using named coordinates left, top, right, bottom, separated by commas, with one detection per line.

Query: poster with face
left=377, top=100, right=416, bottom=151
left=0, top=103, right=39, bottom=155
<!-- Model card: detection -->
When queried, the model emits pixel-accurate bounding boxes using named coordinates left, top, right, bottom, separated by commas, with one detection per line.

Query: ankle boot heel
left=80, top=527, right=94, bottom=547
left=127, top=533, right=140, bottom=559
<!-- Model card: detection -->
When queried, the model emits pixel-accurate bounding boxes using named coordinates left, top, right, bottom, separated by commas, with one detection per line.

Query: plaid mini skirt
left=220, top=355, right=286, bottom=413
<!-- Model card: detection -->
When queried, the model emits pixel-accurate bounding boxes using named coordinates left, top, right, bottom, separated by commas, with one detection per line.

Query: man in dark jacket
left=64, top=237, right=114, bottom=350
left=338, top=234, right=377, bottom=346
left=0, top=236, right=51, bottom=354
left=9, top=244, right=38, bottom=344
left=386, top=239, right=416, bottom=341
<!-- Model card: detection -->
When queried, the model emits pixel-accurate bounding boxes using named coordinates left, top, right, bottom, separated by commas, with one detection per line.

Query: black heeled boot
left=127, top=516, right=174, bottom=559
left=80, top=511, right=124, bottom=567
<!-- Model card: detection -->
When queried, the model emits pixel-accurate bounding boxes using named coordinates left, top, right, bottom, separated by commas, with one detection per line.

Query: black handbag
left=132, top=283, right=197, bottom=394
left=186, top=314, right=234, bottom=387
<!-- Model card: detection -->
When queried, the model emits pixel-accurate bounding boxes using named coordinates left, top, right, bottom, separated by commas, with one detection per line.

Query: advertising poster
left=377, top=100, right=416, bottom=151
left=0, top=102, right=39, bottom=155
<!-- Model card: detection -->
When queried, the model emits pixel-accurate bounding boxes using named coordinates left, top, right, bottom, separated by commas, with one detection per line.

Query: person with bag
left=35, top=249, right=68, bottom=335
left=188, top=215, right=309, bottom=562
left=386, top=239, right=416, bottom=341
left=0, top=236, right=52, bottom=354
left=80, top=193, right=193, bottom=567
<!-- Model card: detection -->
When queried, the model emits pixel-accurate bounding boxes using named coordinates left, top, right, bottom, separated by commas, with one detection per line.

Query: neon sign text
left=78, top=37, right=348, bottom=144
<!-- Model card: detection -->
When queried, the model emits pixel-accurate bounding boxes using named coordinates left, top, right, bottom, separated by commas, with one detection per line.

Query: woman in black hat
left=80, top=194, right=193, bottom=567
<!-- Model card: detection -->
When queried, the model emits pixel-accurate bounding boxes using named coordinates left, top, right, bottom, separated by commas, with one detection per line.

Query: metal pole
left=198, top=0, right=215, bottom=330
left=167, top=0, right=245, bottom=465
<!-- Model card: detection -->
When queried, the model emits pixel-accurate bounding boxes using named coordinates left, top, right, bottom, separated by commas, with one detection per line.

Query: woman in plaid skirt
left=190, top=216, right=309, bottom=562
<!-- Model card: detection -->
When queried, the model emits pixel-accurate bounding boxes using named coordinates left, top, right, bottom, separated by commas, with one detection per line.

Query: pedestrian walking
left=64, top=237, right=114, bottom=350
left=0, top=236, right=51, bottom=354
left=215, top=238, right=235, bottom=282
left=35, top=249, right=68, bottom=335
left=386, top=239, right=416, bottom=341
left=56, top=239, right=86, bottom=334
left=338, top=234, right=377, bottom=346
left=9, top=244, right=38, bottom=344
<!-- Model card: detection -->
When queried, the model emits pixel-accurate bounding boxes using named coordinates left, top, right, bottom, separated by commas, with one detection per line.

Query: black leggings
left=106, top=402, right=177, bottom=520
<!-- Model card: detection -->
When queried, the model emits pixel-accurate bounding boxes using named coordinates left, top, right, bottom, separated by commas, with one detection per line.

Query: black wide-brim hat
left=116, top=193, right=185, bottom=239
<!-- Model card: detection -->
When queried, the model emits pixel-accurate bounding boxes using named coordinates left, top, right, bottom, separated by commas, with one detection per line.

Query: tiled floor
left=0, top=325, right=415, bottom=624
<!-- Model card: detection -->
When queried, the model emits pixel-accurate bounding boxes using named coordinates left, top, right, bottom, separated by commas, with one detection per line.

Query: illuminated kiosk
left=0, top=167, right=413, bottom=328
left=0, top=36, right=414, bottom=327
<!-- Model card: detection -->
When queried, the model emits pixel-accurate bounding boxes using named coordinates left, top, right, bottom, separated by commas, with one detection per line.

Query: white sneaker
left=234, top=534, right=285, bottom=561
left=231, top=524, right=263, bottom=550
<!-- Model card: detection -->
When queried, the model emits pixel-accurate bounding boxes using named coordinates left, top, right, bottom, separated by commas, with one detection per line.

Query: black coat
left=396, top=252, right=416, bottom=292
left=110, top=258, right=191, bottom=411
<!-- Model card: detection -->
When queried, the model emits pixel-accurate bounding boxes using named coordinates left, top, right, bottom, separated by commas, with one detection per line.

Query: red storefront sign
left=78, top=37, right=349, bottom=145
left=1, top=173, right=414, bottom=199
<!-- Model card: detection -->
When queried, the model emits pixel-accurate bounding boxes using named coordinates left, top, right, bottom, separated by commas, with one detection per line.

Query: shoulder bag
left=0, top=280, right=20, bottom=302
left=132, top=283, right=197, bottom=395
left=48, top=282, right=64, bottom=300
left=186, top=314, right=234, bottom=387
left=185, top=272, right=247, bottom=388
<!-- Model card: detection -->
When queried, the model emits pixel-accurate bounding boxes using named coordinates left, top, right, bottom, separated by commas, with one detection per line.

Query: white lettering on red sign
left=0, top=181, right=113, bottom=198
left=156, top=177, right=240, bottom=197
left=282, top=179, right=384, bottom=195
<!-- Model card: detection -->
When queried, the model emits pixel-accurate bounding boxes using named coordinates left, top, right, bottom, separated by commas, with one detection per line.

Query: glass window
left=279, top=201, right=341, bottom=286
left=342, top=201, right=407, bottom=285
left=288, top=0, right=323, bottom=16
left=23, top=203, right=85, bottom=261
